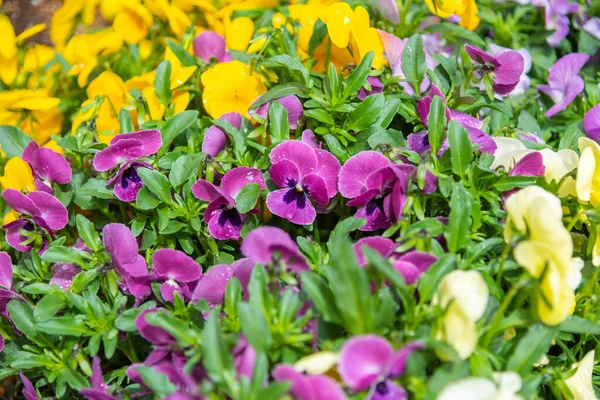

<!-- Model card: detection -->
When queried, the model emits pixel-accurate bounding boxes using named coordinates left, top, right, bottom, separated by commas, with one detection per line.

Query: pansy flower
left=266, top=140, right=340, bottom=225
left=273, top=364, right=346, bottom=400
left=22, top=141, right=72, bottom=194
left=202, top=112, right=242, bottom=158
left=465, top=45, right=524, bottom=96
left=564, top=350, right=596, bottom=400
left=0, top=157, right=35, bottom=193
left=250, top=95, right=304, bottom=129
left=487, top=44, right=532, bottom=96
left=93, top=129, right=162, bottom=202
left=19, top=372, right=40, bottom=400
left=339, top=152, right=414, bottom=231
left=542, top=0, right=579, bottom=47
left=538, top=53, right=589, bottom=117
left=193, top=31, right=232, bottom=63
left=374, top=0, right=399, bottom=23
left=152, top=249, right=202, bottom=303
left=241, top=226, right=310, bottom=273
left=2, top=189, right=68, bottom=252
left=79, top=357, right=118, bottom=400
left=584, top=104, right=600, bottom=143
left=0, top=252, right=25, bottom=323
left=353, top=236, right=438, bottom=284
left=193, top=166, right=266, bottom=240
left=233, top=336, right=258, bottom=380
left=438, top=372, right=524, bottom=400
left=358, top=76, right=384, bottom=101
left=338, top=335, right=423, bottom=399
left=192, top=258, right=254, bottom=304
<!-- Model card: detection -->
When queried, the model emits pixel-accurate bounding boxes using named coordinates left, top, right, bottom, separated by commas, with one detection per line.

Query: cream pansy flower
left=293, top=351, right=339, bottom=375
left=576, top=137, right=600, bottom=207
left=433, top=270, right=489, bottom=359
left=564, top=350, right=596, bottom=400
left=438, top=372, right=524, bottom=400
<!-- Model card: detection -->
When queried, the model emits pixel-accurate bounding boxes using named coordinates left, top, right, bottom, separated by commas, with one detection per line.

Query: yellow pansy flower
left=50, top=0, right=98, bottom=48
left=576, top=137, right=600, bottom=207
left=0, top=157, right=35, bottom=192
left=425, top=0, right=480, bottom=31
left=201, top=60, right=265, bottom=119
left=113, top=1, right=154, bottom=44
left=322, top=2, right=354, bottom=48
left=564, top=350, right=596, bottom=400
left=350, top=6, right=385, bottom=69
left=0, top=14, right=18, bottom=85
left=226, top=17, right=255, bottom=51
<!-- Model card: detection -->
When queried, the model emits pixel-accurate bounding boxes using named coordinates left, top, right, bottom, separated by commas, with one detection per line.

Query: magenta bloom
left=509, top=152, right=545, bottom=177
left=543, top=0, right=579, bottom=46
left=152, top=249, right=202, bottom=302
left=241, top=226, right=309, bottom=273
left=538, top=53, right=589, bottom=117
left=2, top=189, right=68, bottom=252
left=273, top=365, right=346, bottom=400
left=339, top=152, right=414, bottom=231
left=353, top=236, right=438, bottom=284
left=193, top=167, right=266, bottom=240
left=251, top=95, right=304, bottom=129
left=338, top=335, right=423, bottom=399
left=412, top=84, right=496, bottom=155
left=202, top=112, right=242, bottom=158
left=19, top=372, right=39, bottom=400
left=358, top=76, right=384, bottom=101
left=465, top=45, right=524, bottom=96
left=584, top=104, right=600, bottom=142
left=79, top=357, right=118, bottom=400
left=193, top=31, right=232, bottom=63
left=233, top=336, right=258, bottom=380
left=0, top=252, right=25, bottom=325
left=22, top=141, right=72, bottom=193
left=49, top=239, right=87, bottom=289
left=192, top=258, right=254, bottom=304
left=102, top=223, right=151, bottom=299
left=266, top=140, right=340, bottom=225
left=93, top=130, right=162, bottom=202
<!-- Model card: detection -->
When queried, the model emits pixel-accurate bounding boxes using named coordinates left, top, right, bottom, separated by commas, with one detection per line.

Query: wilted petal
left=269, top=141, right=318, bottom=178
left=192, top=264, right=233, bottom=304
left=339, top=151, right=390, bottom=198
left=339, top=335, right=393, bottom=391
left=202, top=126, right=228, bottom=157
left=584, top=104, right=600, bottom=142
left=377, top=30, right=406, bottom=78
left=222, top=167, right=266, bottom=200
left=111, top=129, right=162, bottom=156
left=153, top=249, right=201, bottom=282
left=353, top=236, right=395, bottom=266
left=193, top=31, right=229, bottom=63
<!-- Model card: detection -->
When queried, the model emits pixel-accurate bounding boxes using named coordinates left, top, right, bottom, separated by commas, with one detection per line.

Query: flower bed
left=0, top=0, right=599, bottom=399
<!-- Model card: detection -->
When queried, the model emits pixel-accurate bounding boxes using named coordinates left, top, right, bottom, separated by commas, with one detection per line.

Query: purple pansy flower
left=80, top=357, right=118, bottom=400
left=412, top=84, right=497, bottom=155
left=541, top=0, right=579, bottom=46
left=583, top=17, right=600, bottom=41
left=92, top=129, right=162, bottom=202
left=20, top=372, right=40, bottom=400
left=1, top=189, right=68, bottom=252
left=193, top=31, right=232, bottom=63
left=202, top=112, right=242, bottom=158
left=102, top=223, right=151, bottom=299
left=487, top=44, right=532, bottom=96
left=538, top=53, right=589, bottom=117
left=338, top=335, right=423, bottom=400
left=358, top=76, right=384, bottom=101
left=193, top=166, right=266, bottom=240
left=584, top=104, right=600, bottom=142
left=374, top=0, right=399, bottom=23
left=353, top=236, right=438, bottom=284
left=0, top=252, right=25, bottom=324
left=22, top=141, right=72, bottom=194
left=152, top=249, right=202, bottom=303
left=465, top=45, right=524, bottom=96
left=251, top=95, right=304, bottom=129
left=273, top=364, right=346, bottom=400
left=233, top=336, right=258, bottom=380
left=240, top=226, right=310, bottom=273
left=266, top=140, right=340, bottom=225
left=192, top=258, right=254, bottom=304
left=338, top=152, right=414, bottom=231
left=509, top=152, right=545, bottom=177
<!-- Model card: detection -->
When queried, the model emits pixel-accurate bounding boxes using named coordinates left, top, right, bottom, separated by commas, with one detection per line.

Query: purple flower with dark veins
left=93, top=129, right=162, bottom=202
left=538, top=53, right=589, bottom=117
left=465, top=45, right=524, bottom=96
left=79, top=357, right=118, bottom=400
left=193, top=31, right=232, bottom=63
left=250, top=95, right=304, bottom=129
left=193, top=166, right=266, bottom=240
left=1, top=189, right=68, bottom=253
left=192, top=258, right=254, bottom=304
left=202, top=112, right=242, bottom=158
left=584, top=104, right=600, bottom=143
left=339, top=152, right=415, bottom=231
left=273, top=364, right=346, bottom=400
left=358, top=76, right=384, bottom=101
left=152, top=249, right=202, bottom=303
left=338, top=335, right=423, bottom=400
left=22, top=141, right=72, bottom=194
left=266, top=140, right=340, bottom=225
left=241, top=226, right=310, bottom=273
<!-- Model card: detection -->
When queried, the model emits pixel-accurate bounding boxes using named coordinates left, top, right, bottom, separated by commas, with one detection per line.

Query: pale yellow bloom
left=576, top=137, right=600, bottom=207
left=293, top=351, right=339, bottom=375
left=438, top=372, right=524, bottom=400
left=564, top=350, right=596, bottom=400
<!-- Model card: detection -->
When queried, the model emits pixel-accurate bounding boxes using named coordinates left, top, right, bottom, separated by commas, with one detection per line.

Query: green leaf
left=301, top=272, right=343, bottom=324
left=304, top=108, right=334, bottom=125
left=8, top=301, right=40, bottom=342
left=517, top=110, right=540, bottom=135
left=447, top=120, right=473, bottom=177
left=79, top=178, right=115, bottom=199
left=507, top=324, right=559, bottom=373
left=346, top=94, right=385, bottom=132
left=34, top=294, right=66, bottom=322
left=268, top=101, right=290, bottom=143
left=560, top=315, right=600, bottom=334
left=401, top=35, right=427, bottom=94
left=493, top=175, right=539, bottom=192
left=425, top=22, right=486, bottom=48
left=136, top=185, right=161, bottom=210
left=41, top=245, right=84, bottom=265
left=114, top=302, right=156, bottom=332
left=201, top=311, right=234, bottom=383
left=444, top=183, right=472, bottom=253
left=136, top=366, right=177, bottom=397
left=363, top=248, right=411, bottom=306
left=119, top=108, right=134, bottom=134
left=36, top=317, right=89, bottom=337
left=344, top=51, right=374, bottom=100
left=417, top=253, right=456, bottom=302
left=75, top=215, right=101, bottom=252
left=428, top=96, right=447, bottom=155
left=249, top=82, right=309, bottom=110
left=154, top=60, right=172, bottom=105
left=137, top=168, right=172, bottom=204
left=235, top=183, right=261, bottom=214
left=239, top=302, right=272, bottom=351
left=160, top=110, right=199, bottom=152
left=264, top=54, right=310, bottom=84
left=308, top=19, right=327, bottom=56
left=0, top=125, right=31, bottom=158
left=169, top=153, right=202, bottom=190
left=166, top=38, right=196, bottom=67
left=329, top=217, right=366, bottom=247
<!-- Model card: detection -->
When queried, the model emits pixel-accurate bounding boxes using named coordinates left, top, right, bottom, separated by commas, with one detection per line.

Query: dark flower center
left=283, top=187, right=307, bottom=209
left=365, top=197, right=384, bottom=216
left=375, top=381, right=389, bottom=395
left=218, top=206, right=243, bottom=229
left=121, top=167, right=142, bottom=188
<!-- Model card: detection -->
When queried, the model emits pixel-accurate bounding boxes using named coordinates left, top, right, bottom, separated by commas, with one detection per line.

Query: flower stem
left=399, top=0, right=413, bottom=31
left=482, top=278, right=527, bottom=348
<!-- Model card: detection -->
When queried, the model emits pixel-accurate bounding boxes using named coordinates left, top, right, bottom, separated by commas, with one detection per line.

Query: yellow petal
left=3, top=210, right=18, bottom=225
left=440, top=304, right=479, bottom=360
left=459, top=0, right=479, bottom=31
left=226, top=17, right=255, bottom=51
left=353, top=27, right=386, bottom=69
left=424, top=0, right=455, bottom=18
left=0, top=56, right=18, bottom=85
left=247, top=36, right=267, bottom=54
left=323, top=2, right=354, bottom=48
left=15, top=23, right=46, bottom=44
left=114, top=3, right=154, bottom=44
left=0, top=157, right=35, bottom=192
left=576, top=147, right=595, bottom=203
left=12, top=97, right=61, bottom=111
left=564, top=350, right=596, bottom=400
left=172, top=90, right=191, bottom=114
left=100, top=0, right=124, bottom=21
left=435, top=269, right=489, bottom=321
left=168, top=5, right=192, bottom=37
left=0, top=14, right=17, bottom=60
left=537, top=270, right=574, bottom=325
